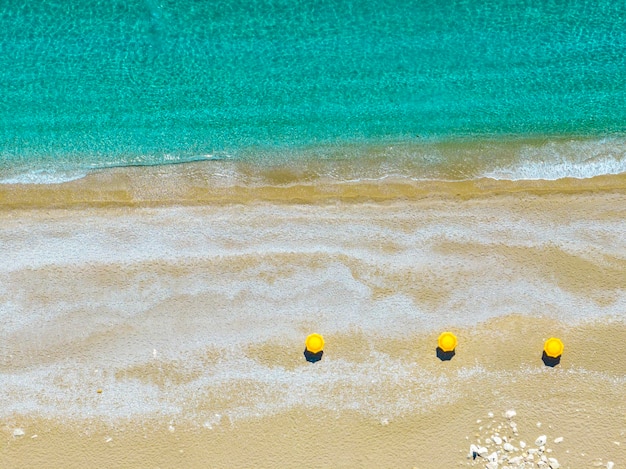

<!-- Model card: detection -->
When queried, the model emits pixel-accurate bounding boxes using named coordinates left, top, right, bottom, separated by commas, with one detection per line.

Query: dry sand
left=1, top=164, right=625, bottom=468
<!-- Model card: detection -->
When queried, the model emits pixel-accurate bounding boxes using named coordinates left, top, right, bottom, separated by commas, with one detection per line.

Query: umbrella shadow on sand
left=436, top=347, right=455, bottom=361
left=304, top=348, right=324, bottom=363
left=541, top=351, right=561, bottom=367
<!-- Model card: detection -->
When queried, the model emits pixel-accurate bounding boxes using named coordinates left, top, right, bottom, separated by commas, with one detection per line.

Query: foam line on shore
left=1, top=162, right=625, bottom=210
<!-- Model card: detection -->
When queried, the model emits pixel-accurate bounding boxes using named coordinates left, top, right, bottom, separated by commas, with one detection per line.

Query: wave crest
left=482, top=138, right=626, bottom=181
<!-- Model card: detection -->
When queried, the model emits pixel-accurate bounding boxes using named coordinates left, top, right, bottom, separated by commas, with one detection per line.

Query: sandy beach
left=2, top=0, right=625, bottom=464
left=1, top=164, right=625, bottom=468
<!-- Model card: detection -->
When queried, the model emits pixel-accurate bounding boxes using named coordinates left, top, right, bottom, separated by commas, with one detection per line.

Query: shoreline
left=1, top=161, right=625, bottom=210
left=2, top=133, right=626, bottom=188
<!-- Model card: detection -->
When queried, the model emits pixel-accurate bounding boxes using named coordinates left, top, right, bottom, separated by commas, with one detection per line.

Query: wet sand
left=1, top=164, right=625, bottom=468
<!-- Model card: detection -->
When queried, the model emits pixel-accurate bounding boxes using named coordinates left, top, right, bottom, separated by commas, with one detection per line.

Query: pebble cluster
left=465, top=410, right=615, bottom=469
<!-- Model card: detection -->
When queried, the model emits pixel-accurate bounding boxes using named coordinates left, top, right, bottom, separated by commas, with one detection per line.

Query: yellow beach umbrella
left=544, top=337, right=564, bottom=358
left=305, top=333, right=325, bottom=354
left=437, top=332, right=457, bottom=352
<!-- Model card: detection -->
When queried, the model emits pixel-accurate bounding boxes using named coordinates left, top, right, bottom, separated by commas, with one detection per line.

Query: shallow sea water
left=1, top=0, right=625, bottom=181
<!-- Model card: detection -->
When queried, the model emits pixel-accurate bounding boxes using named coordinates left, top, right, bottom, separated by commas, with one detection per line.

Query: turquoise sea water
left=1, top=0, right=625, bottom=183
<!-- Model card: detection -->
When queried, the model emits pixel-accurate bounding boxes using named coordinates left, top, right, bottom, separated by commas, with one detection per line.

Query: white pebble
left=554, top=437, right=564, bottom=443
left=13, top=428, right=25, bottom=437
left=535, top=435, right=547, bottom=446
left=477, top=446, right=489, bottom=457
left=606, top=462, right=614, bottom=469
left=492, top=436, right=503, bottom=445
left=31, top=435, right=38, bottom=439
left=548, top=457, right=560, bottom=468
left=486, top=462, right=498, bottom=469
left=168, top=425, right=175, bottom=433
left=105, top=437, right=113, bottom=443
left=537, top=422, right=542, bottom=427
left=520, top=441, right=527, bottom=448
left=505, top=410, right=517, bottom=419
left=487, top=452, right=498, bottom=463
left=469, top=444, right=479, bottom=457
left=503, top=442, right=515, bottom=452
left=488, top=412, right=494, bottom=418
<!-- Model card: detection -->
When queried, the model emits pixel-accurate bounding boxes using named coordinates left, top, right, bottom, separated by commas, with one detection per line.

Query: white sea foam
left=1, top=198, right=625, bottom=423
left=483, top=138, right=626, bottom=180
left=0, top=153, right=231, bottom=185
left=2, top=349, right=625, bottom=423
left=0, top=169, right=88, bottom=185
left=1, top=138, right=625, bottom=185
